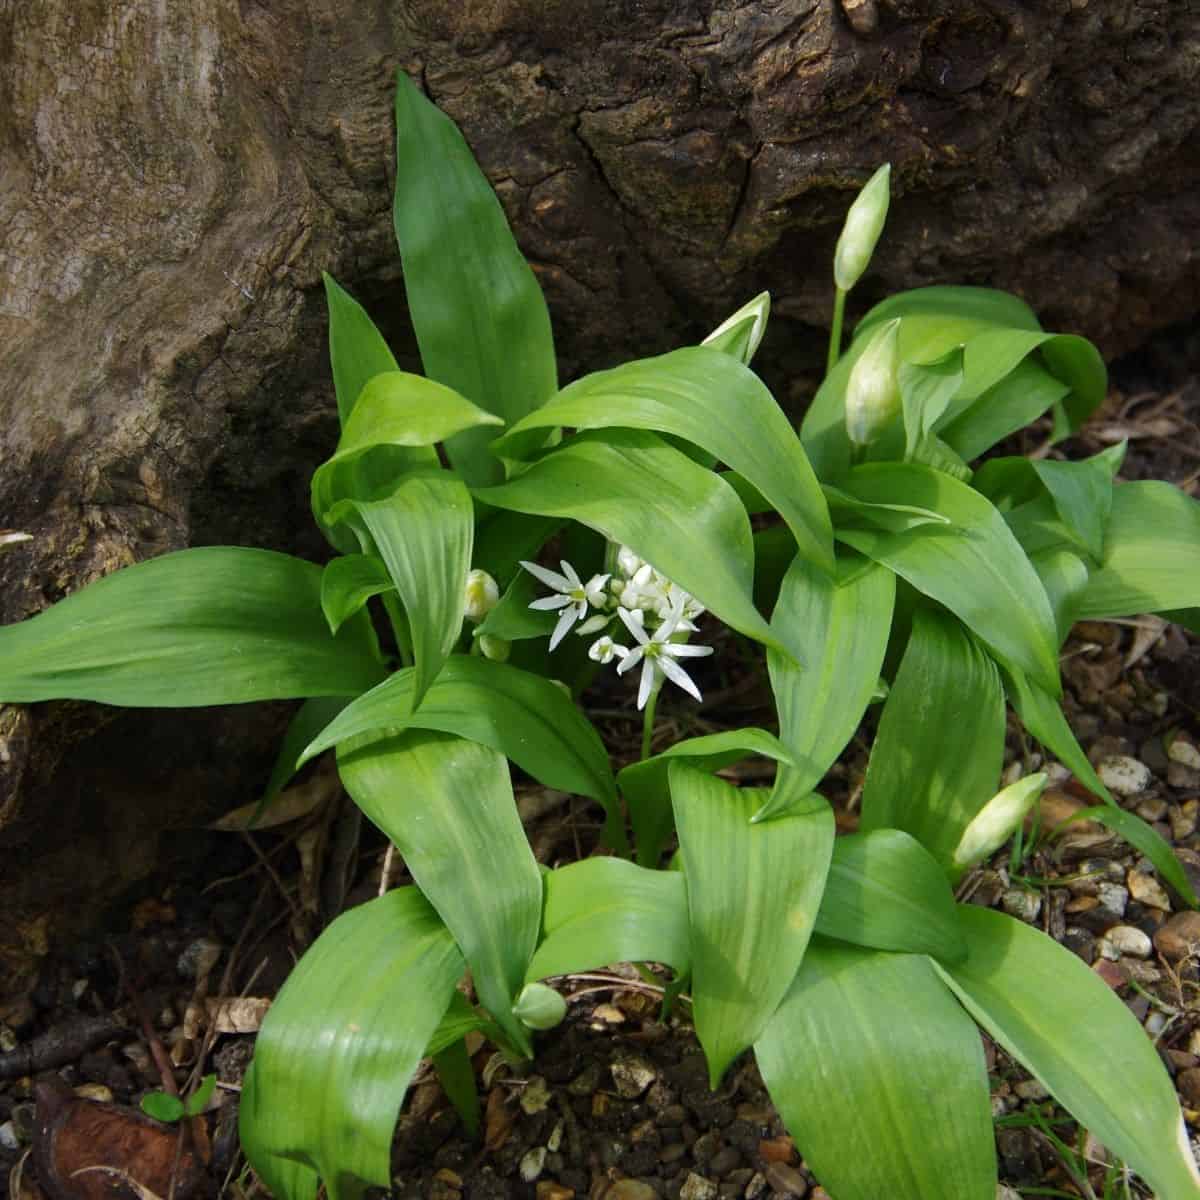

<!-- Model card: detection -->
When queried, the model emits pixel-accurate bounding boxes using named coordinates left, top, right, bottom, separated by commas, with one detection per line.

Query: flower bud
left=702, top=292, right=770, bottom=365
left=513, top=982, right=567, bottom=1031
left=478, top=634, right=510, bottom=663
left=845, top=318, right=901, bottom=448
left=463, top=568, right=500, bottom=622
left=833, top=163, right=891, bottom=292
left=952, top=773, right=1048, bottom=872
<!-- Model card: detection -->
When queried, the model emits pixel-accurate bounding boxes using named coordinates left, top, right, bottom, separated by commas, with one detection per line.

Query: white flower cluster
left=520, top=547, right=713, bottom=709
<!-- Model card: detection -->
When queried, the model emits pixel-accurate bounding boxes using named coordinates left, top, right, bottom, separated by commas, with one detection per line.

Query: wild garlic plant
left=2, top=70, right=1200, bottom=1200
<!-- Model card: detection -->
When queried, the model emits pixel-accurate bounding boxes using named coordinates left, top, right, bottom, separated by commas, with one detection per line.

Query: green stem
left=640, top=685, right=660, bottom=761
left=826, top=286, right=847, bottom=375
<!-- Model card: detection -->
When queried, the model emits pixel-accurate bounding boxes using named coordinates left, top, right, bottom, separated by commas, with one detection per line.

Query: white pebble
left=1168, top=737, right=1200, bottom=770
left=1100, top=925, right=1153, bottom=960
left=1096, top=755, right=1152, bottom=796
left=519, top=1147, right=547, bottom=1182
left=0, top=1120, right=18, bottom=1150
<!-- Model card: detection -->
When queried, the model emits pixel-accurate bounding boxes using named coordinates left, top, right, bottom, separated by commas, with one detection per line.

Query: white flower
left=616, top=597, right=714, bottom=710
left=463, top=568, right=500, bottom=622
left=588, top=635, right=629, bottom=664
left=616, top=545, right=645, bottom=578
left=520, top=559, right=610, bottom=650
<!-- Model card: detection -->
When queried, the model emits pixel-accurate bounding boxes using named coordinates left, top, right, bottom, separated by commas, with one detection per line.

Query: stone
left=710, top=1148, right=743, bottom=1176
left=1099, top=925, right=1153, bottom=960
left=763, top=1162, right=809, bottom=1197
left=606, top=1183, right=658, bottom=1200
left=1096, top=756, right=1152, bottom=796
left=757, top=1135, right=796, bottom=1164
left=1154, top=911, right=1200, bottom=960
left=0, top=1120, right=19, bottom=1151
left=1001, top=887, right=1042, bottom=923
left=1168, top=736, right=1200, bottom=770
left=692, top=1130, right=723, bottom=1163
left=520, top=1148, right=548, bottom=1183
left=680, top=1174, right=719, bottom=1200
left=537, top=1183, right=575, bottom=1200
left=1096, top=881, right=1129, bottom=917
left=72, top=1083, right=113, bottom=1103
left=1172, top=801, right=1200, bottom=841
left=1013, top=1079, right=1050, bottom=1101
left=1178, top=1068, right=1200, bottom=1109
left=743, top=1173, right=768, bottom=1200
left=1126, top=869, right=1171, bottom=911
left=661, top=1142, right=688, bottom=1165
left=611, top=1052, right=657, bottom=1099
left=521, top=1075, right=553, bottom=1115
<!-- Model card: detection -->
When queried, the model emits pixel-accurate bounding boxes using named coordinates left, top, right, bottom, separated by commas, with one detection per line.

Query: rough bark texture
left=1, top=0, right=1198, bottom=1006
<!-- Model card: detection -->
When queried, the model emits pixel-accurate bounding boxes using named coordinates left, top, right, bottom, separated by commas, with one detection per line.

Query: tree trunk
left=1, top=0, right=1197, bottom=1011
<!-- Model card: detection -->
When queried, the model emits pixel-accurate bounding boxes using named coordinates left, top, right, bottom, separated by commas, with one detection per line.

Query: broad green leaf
left=835, top=463, right=1061, bottom=694
left=1031, top=443, right=1124, bottom=561
left=671, top=765, right=834, bottom=1086
left=311, top=373, right=498, bottom=530
left=239, top=886, right=465, bottom=1200
left=860, top=608, right=1006, bottom=872
left=301, top=655, right=621, bottom=847
left=935, top=906, right=1200, bottom=1200
left=899, top=352, right=968, bottom=476
left=426, top=991, right=503, bottom=1058
left=473, top=570, right=555, bottom=643
left=814, top=830, right=967, bottom=962
left=823, top=485, right=952, bottom=534
left=0, top=547, right=386, bottom=706
left=1030, top=548, right=1090, bottom=646
left=476, top=429, right=792, bottom=660
left=756, top=941, right=995, bottom=1200
left=472, top=510, right=563, bottom=587
left=1078, top=480, right=1200, bottom=619
left=338, top=732, right=541, bottom=1056
left=336, top=472, right=473, bottom=706
left=760, top=552, right=894, bottom=820
left=940, top=356, right=1070, bottom=462
left=617, top=728, right=800, bottom=867
left=320, top=554, right=395, bottom=635
left=1004, top=667, right=1113, bottom=804
left=855, top=285, right=1044, bottom=338
left=141, top=1092, right=184, bottom=1123
left=323, top=272, right=404, bottom=428
left=393, top=71, right=556, bottom=485
left=493, top=346, right=834, bottom=575
left=1063, top=805, right=1199, bottom=909
left=527, top=858, right=691, bottom=981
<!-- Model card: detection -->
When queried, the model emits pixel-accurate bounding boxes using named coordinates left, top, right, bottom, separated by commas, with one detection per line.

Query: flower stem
left=641, top=686, right=660, bottom=761
left=826, top=286, right=847, bottom=375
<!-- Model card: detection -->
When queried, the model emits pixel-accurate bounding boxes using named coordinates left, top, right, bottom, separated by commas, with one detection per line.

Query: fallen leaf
left=203, top=996, right=271, bottom=1034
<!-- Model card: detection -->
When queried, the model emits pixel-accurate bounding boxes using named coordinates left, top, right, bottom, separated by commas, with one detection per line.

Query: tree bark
left=1, top=0, right=1197, bottom=1009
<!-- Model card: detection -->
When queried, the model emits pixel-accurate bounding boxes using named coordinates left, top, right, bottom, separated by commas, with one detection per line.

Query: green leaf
left=427, top=991, right=504, bottom=1058
left=935, top=906, right=1200, bottom=1200
left=320, top=554, right=395, bottom=635
left=860, top=608, right=1006, bottom=872
left=494, top=346, right=834, bottom=575
left=185, top=1074, right=217, bottom=1116
left=1063, top=805, right=1199, bottom=909
left=1004, top=667, right=1113, bottom=804
left=1031, top=446, right=1122, bottom=562
left=835, top=462, right=1061, bottom=694
left=476, top=429, right=791, bottom=660
left=528, top=858, right=692, bottom=981
left=336, top=471, right=473, bottom=706
left=300, top=655, right=621, bottom=848
left=323, top=273, right=404, bottom=428
left=239, top=887, right=465, bottom=1200
left=473, top=570, right=555, bottom=643
left=671, top=764, right=834, bottom=1086
left=471, top=511, right=563, bottom=588
left=856, top=286, right=1044, bottom=338
left=393, top=71, right=556, bottom=485
left=337, top=732, right=542, bottom=1057
left=815, top=830, right=967, bottom=962
left=1078, top=481, right=1200, bottom=619
left=140, top=1092, right=185, bottom=1123
left=756, top=941, right=995, bottom=1200
left=0, top=548, right=386, bottom=706
left=616, top=728, right=800, bottom=868
left=1030, top=547, right=1090, bottom=646
left=432, top=1040, right=480, bottom=1138
left=760, top=552, right=894, bottom=821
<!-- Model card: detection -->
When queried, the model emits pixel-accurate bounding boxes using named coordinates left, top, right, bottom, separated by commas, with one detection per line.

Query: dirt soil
left=4, top=327, right=1200, bottom=1200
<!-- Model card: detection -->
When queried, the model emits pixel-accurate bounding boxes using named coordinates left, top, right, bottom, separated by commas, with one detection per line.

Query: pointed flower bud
left=513, top=982, right=568, bottom=1030
left=834, top=163, right=891, bottom=292
left=702, top=292, right=771, bottom=365
left=478, top=634, right=510, bottom=663
left=463, top=568, right=500, bottom=622
left=845, top=318, right=901, bottom=448
left=952, top=772, right=1048, bottom=872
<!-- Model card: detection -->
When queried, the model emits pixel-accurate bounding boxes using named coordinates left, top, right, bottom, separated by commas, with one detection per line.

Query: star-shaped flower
left=616, top=596, right=714, bottom=709
left=520, top=559, right=610, bottom=650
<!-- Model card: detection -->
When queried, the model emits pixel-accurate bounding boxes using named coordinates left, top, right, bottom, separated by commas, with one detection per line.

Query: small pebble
left=520, top=1076, right=552, bottom=1115
left=611, top=1052, right=657, bottom=1099
left=10, top=1103, right=35, bottom=1140
left=1096, top=882, right=1129, bottom=917
left=73, top=1083, right=113, bottom=1103
left=0, top=1023, right=16, bottom=1053
left=660, top=1142, right=688, bottom=1165
left=1168, top=762, right=1200, bottom=790
left=1178, top=1068, right=1200, bottom=1109
left=547, top=1119, right=563, bottom=1153
left=537, top=1183, right=574, bottom=1200
left=520, top=1147, right=547, bottom=1183
left=1172, top=800, right=1200, bottom=840
left=1145, top=1010, right=1169, bottom=1037
left=177, top=936, right=222, bottom=980
left=692, top=1130, right=722, bottom=1163
left=1001, top=888, right=1041, bottom=923
left=1099, top=925, right=1153, bottom=960
left=710, top=1147, right=742, bottom=1175
left=567, top=1062, right=601, bottom=1095
left=0, top=1120, right=19, bottom=1151
left=592, top=1003, right=625, bottom=1026
left=1136, top=795, right=1169, bottom=822
left=758, top=1135, right=795, bottom=1164
left=680, top=1174, right=719, bottom=1200
left=1155, top=911, right=1200, bottom=960
left=743, top=1174, right=767, bottom=1200
left=1096, top=755, right=1152, bottom=796
left=606, top=1183, right=657, bottom=1200
left=763, top=1162, right=809, bottom=1197
left=1127, top=869, right=1171, bottom=911
left=1168, top=736, right=1200, bottom=770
